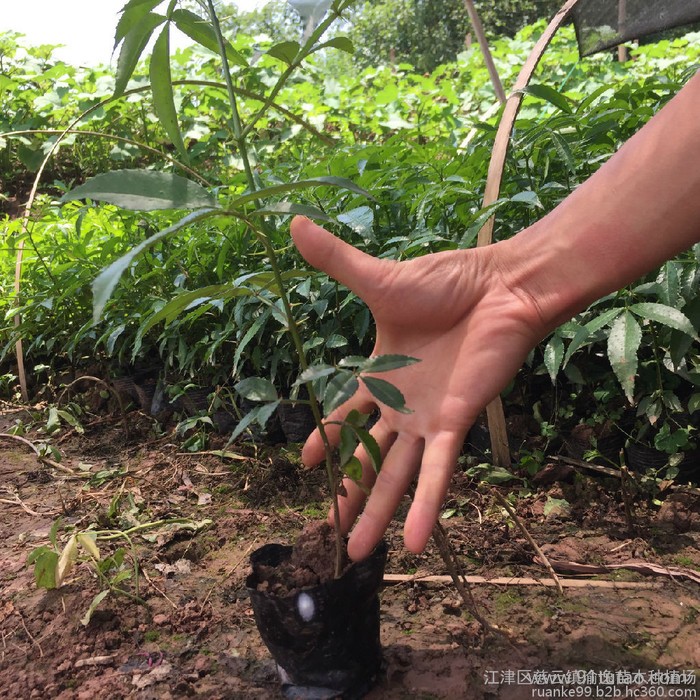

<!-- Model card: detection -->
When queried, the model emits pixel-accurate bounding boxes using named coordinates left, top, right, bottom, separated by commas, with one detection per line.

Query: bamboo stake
left=382, top=574, right=660, bottom=589
left=477, top=0, right=582, bottom=468
left=462, top=0, right=506, bottom=105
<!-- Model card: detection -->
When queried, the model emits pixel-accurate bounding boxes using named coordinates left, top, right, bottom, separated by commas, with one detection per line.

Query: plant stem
left=258, top=233, right=344, bottom=577
left=205, top=0, right=257, bottom=192
left=205, top=0, right=344, bottom=575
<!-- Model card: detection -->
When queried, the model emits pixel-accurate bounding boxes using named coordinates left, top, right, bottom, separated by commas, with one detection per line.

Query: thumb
left=290, top=216, right=391, bottom=301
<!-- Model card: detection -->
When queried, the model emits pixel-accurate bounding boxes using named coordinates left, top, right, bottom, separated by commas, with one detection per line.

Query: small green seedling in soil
left=28, top=516, right=211, bottom=624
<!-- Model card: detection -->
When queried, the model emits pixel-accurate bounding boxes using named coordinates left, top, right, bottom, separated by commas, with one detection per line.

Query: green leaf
left=28, top=547, right=58, bottom=590
left=521, top=84, right=573, bottom=113
left=361, top=376, right=411, bottom=413
left=338, top=205, right=374, bottom=241
left=296, top=364, right=337, bottom=384
left=229, top=402, right=280, bottom=442
left=584, top=307, right=623, bottom=334
left=150, top=25, right=187, bottom=159
left=114, top=10, right=167, bottom=97
left=138, top=283, right=253, bottom=337
left=171, top=9, right=248, bottom=67
left=510, top=190, right=542, bottom=208
left=543, top=497, right=570, bottom=517
left=342, top=456, right=363, bottom=483
left=543, top=334, right=564, bottom=384
left=62, top=170, right=217, bottom=211
left=354, top=354, right=420, bottom=373
left=230, top=176, right=374, bottom=208
left=114, top=0, right=163, bottom=44
left=80, top=590, right=110, bottom=627
left=688, top=393, right=700, bottom=415
left=235, top=377, right=279, bottom=402
left=629, top=302, right=699, bottom=339
left=354, top=426, right=381, bottom=474
left=250, top=202, right=336, bottom=223
left=313, top=36, right=354, bottom=54
left=339, top=424, right=357, bottom=466
left=267, top=40, right=300, bottom=64
left=324, top=370, right=359, bottom=415
left=607, top=311, right=642, bottom=403
left=92, top=208, right=219, bottom=322
left=49, top=518, right=63, bottom=548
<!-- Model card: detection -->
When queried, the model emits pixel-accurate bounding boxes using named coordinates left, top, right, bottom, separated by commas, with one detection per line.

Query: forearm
left=500, top=69, right=700, bottom=331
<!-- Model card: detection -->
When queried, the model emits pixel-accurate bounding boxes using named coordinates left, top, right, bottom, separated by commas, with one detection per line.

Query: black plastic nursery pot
left=246, top=540, right=388, bottom=699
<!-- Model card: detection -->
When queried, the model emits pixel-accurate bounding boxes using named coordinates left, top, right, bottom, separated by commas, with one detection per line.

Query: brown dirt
left=0, top=401, right=699, bottom=699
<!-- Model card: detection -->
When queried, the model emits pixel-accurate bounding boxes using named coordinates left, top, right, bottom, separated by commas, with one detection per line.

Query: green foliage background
left=1, top=8, right=699, bottom=456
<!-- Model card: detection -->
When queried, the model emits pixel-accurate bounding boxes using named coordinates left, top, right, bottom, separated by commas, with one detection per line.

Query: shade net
left=571, top=0, right=700, bottom=56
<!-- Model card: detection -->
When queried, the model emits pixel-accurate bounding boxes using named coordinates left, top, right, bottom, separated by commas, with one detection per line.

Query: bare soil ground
left=0, top=402, right=698, bottom=699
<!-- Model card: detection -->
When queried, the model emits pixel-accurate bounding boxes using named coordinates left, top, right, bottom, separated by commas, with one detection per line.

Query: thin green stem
left=94, top=517, right=205, bottom=541
left=205, top=0, right=257, bottom=193
left=202, top=0, right=345, bottom=575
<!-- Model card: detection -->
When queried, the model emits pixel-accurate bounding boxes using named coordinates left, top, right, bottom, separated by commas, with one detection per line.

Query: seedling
left=58, top=0, right=417, bottom=577
left=28, top=516, right=211, bottom=624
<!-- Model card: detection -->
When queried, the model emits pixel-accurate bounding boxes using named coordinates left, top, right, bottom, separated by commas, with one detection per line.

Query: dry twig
left=492, top=489, right=564, bottom=595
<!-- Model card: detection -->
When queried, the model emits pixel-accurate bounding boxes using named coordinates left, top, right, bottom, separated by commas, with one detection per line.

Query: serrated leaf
left=585, top=307, right=624, bottom=334
left=150, top=26, right=187, bottom=159
left=607, top=311, right=641, bottom=403
left=338, top=205, right=374, bottom=240
left=544, top=334, right=564, bottom=384
left=92, top=208, right=219, bottom=322
left=171, top=9, right=248, bottom=67
left=629, top=302, right=699, bottom=339
left=562, top=323, right=589, bottom=367
left=114, top=11, right=167, bottom=97
left=522, top=84, right=573, bottom=113
left=80, top=590, right=110, bottom=627
left=296, top=364, right=336, bottom=384
left=323, top=370, right=359, bottom=415
left=114, top=0, right=163, bottom=47
left=359, top=354, right=420, bottom=373
left=362, top=376, right=411, bottom=413
left=62, top=170, right=217, bottom=211
left=235, top=377, right=278, bottom=402
left=267, top=40, right=300, bottom=64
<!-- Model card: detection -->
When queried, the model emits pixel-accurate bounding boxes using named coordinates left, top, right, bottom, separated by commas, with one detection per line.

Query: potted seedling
left=60, top=0, right=416, bottom=695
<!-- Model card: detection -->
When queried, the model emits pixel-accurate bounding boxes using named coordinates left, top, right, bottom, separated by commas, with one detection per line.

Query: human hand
left=290, top=216, right=550, bottom=560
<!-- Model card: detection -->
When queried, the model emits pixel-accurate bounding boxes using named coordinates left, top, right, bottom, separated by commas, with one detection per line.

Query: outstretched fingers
left=346, top=434, right=424, bottom=561
left=403, top=431, right=464, bottom=554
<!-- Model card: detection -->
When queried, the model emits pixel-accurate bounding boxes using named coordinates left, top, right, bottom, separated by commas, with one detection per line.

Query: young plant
left=28, top=515, right=211, bottom=624
left=60, top=0, right=416, bottom=577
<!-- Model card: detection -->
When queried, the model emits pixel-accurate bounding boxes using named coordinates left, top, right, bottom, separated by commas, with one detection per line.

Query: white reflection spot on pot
left=297, top=592, right=315, bottom=622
